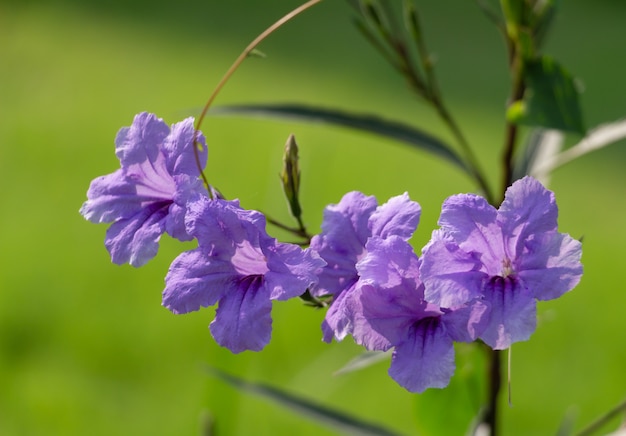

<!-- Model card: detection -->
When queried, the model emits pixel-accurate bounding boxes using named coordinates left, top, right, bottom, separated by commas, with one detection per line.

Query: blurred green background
left=1, top=0, right=625, bottom=434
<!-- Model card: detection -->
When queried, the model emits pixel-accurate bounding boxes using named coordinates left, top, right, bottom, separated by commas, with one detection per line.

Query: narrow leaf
left=211, top=104, right=467, bottom=172
left=334, top=350, right=391, bottom=376
left=514, top=128, right=564, bottom=185
left=204, top=366, right=404, bottom=436
left=507, top=56, right=585, bottom=134
left=531, top=118, right=626, bottom=175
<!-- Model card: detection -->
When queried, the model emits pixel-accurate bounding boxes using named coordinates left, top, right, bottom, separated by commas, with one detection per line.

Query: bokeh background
left=1, top=0, right=625, bottom=434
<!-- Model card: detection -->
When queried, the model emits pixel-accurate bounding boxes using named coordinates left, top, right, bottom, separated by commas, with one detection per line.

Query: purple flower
left=79, top=112, right=209, bottom=267
left=162, top=196, right=325, bottom=354
left=309, top=191, right=421, bottom=342
left=351, top=236, right=488, bottom=393
left=420, top=176, right=583, bottom=349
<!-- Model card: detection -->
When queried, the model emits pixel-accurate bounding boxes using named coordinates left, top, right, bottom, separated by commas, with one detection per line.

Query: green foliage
left=205, top=366, right=403, bottom=436
left=212, top=104, right=468, bottom=173
left=508, top=56, right=585, bottom=134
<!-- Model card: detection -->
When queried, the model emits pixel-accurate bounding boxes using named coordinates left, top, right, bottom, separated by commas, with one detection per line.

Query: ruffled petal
left=80, top=169, right=143, bottom=223
left=517, top=232, right=583, bottom=301
left=210, top=277, right=273, bottom=353
left=355, top=236, right=428, bottom=347
left=162, top=249, right=237, bottom=314
left=388, top=318, right=455, bottom=393
left=104, top=202, right=169, bottom=267
left=163, top=117, right=208, bottom=176
left=310, top=192, right=377, bottom=296
left=264, top=244, right=325, bottom=301
left=184, top=197, right=260, bottom=257
left=499, top=177, right=558, bottom=258
left=441, top=300, right=490, bottom=342
left=480, top=277, right=537, bottom=349
left=115, top=112, right=170, bottom=166
left=420, top=230, right=488, bottom=307
left=321, top=284, right=358, bottom=343
left=345, top=284, right=392, bottom=350
left=438, top=193, right=504, bottom=272
left=369, top=192, right=421, bottom=240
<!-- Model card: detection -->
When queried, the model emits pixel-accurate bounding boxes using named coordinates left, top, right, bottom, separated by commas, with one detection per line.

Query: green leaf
left=507, top=56, right=585, bottom=134
left=204, top=366, right=404, bottom=436
left=211, top=104, right=468, bottom=173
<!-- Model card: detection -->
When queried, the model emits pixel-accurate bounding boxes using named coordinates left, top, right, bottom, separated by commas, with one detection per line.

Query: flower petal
left=163, top=117, right=208, bottom=176
left=115, top=112, right=170, bottom=166
left=480, top=277, right=537, bottom=349
left=420, top=230, right=488, bottom=307
left=310, top=192, right=377, bottom=296
left=369, top=192, right=421, bottom=240
left=441, top=300, right=490, bottom=342
left=517, top=232, right=583, bottom=301
left=355, top=236, right=429, bottom=347
left=388, top=318, right=455, bottom=393
left=104, top=203, right=169, bottom=266
left=80, top=169, right=143, bottom=223
left=265, top=244, right=325, bottom=301
left=162, top=249, right=236, bottom=314
left=498, top=177, right=558, bottom=254
left=438, top=193, right=504, bottom=272
left=210, top=277, right=273, bottom=353
left=348, top=284, right=393, bottom=351
left=185, top=197, right=265, bottom=257
left=321, top=284, right=358, bottom=343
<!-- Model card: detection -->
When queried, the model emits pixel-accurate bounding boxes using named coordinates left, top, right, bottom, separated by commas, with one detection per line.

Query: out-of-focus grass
left=0, top=1, right=625, bottom=435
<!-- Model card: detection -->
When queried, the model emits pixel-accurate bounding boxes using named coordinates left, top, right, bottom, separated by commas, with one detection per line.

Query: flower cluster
left=80, top=113, right=324, bottom=353
left=81, top=113, right=583, bottom=392
left=312, top=176, right=582, bottom=392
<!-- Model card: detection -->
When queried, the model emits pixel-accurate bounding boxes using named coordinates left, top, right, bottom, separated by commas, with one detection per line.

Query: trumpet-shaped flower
left=309, top=191, right=421, bottom=342
left=352, top=236, right=488, bottom=393
left=80, top=112, right=209, bottom=267
left=162, top=196, right=325, bottom=354
left=420, top=176, right=583, bottom=349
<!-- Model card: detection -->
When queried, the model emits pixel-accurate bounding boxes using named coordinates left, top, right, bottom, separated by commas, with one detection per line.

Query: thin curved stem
left=191, top=0, right=325, bottom=193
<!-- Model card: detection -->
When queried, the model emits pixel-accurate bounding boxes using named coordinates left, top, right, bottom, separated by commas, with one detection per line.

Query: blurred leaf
left=531, top=118, right=626, bottom=176
left=555, top=407, right=577, bottom=436
left=514, top=128, right=564, bottom=185
left=247, top=49, right=267, bottom=59
left=533, top=0, right=559, bottom=48
left=507, top=56, right=585, bottom=134
left=334, top=350, right=391, bottom=376
left=475, top=0, right=506, bottom=32
left=204, top=366, right=404, bottom=436
left=211, top=104, right=467, bottom=172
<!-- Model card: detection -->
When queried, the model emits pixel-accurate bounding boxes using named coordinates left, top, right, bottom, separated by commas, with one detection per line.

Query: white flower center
left=501, top=257, right=514, bottom=278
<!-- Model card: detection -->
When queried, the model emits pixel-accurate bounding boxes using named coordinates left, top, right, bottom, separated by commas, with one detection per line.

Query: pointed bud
left=280, top=134, right=302, bottom=220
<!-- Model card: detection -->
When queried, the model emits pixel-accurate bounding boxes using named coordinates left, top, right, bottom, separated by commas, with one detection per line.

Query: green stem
left=500, top=53, right=525, bottom=201
left=405, top=3, right=494, bottom=202
left=484, top=347, right=502, bottom=436
left=435, top=102, right=495, bottom=204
